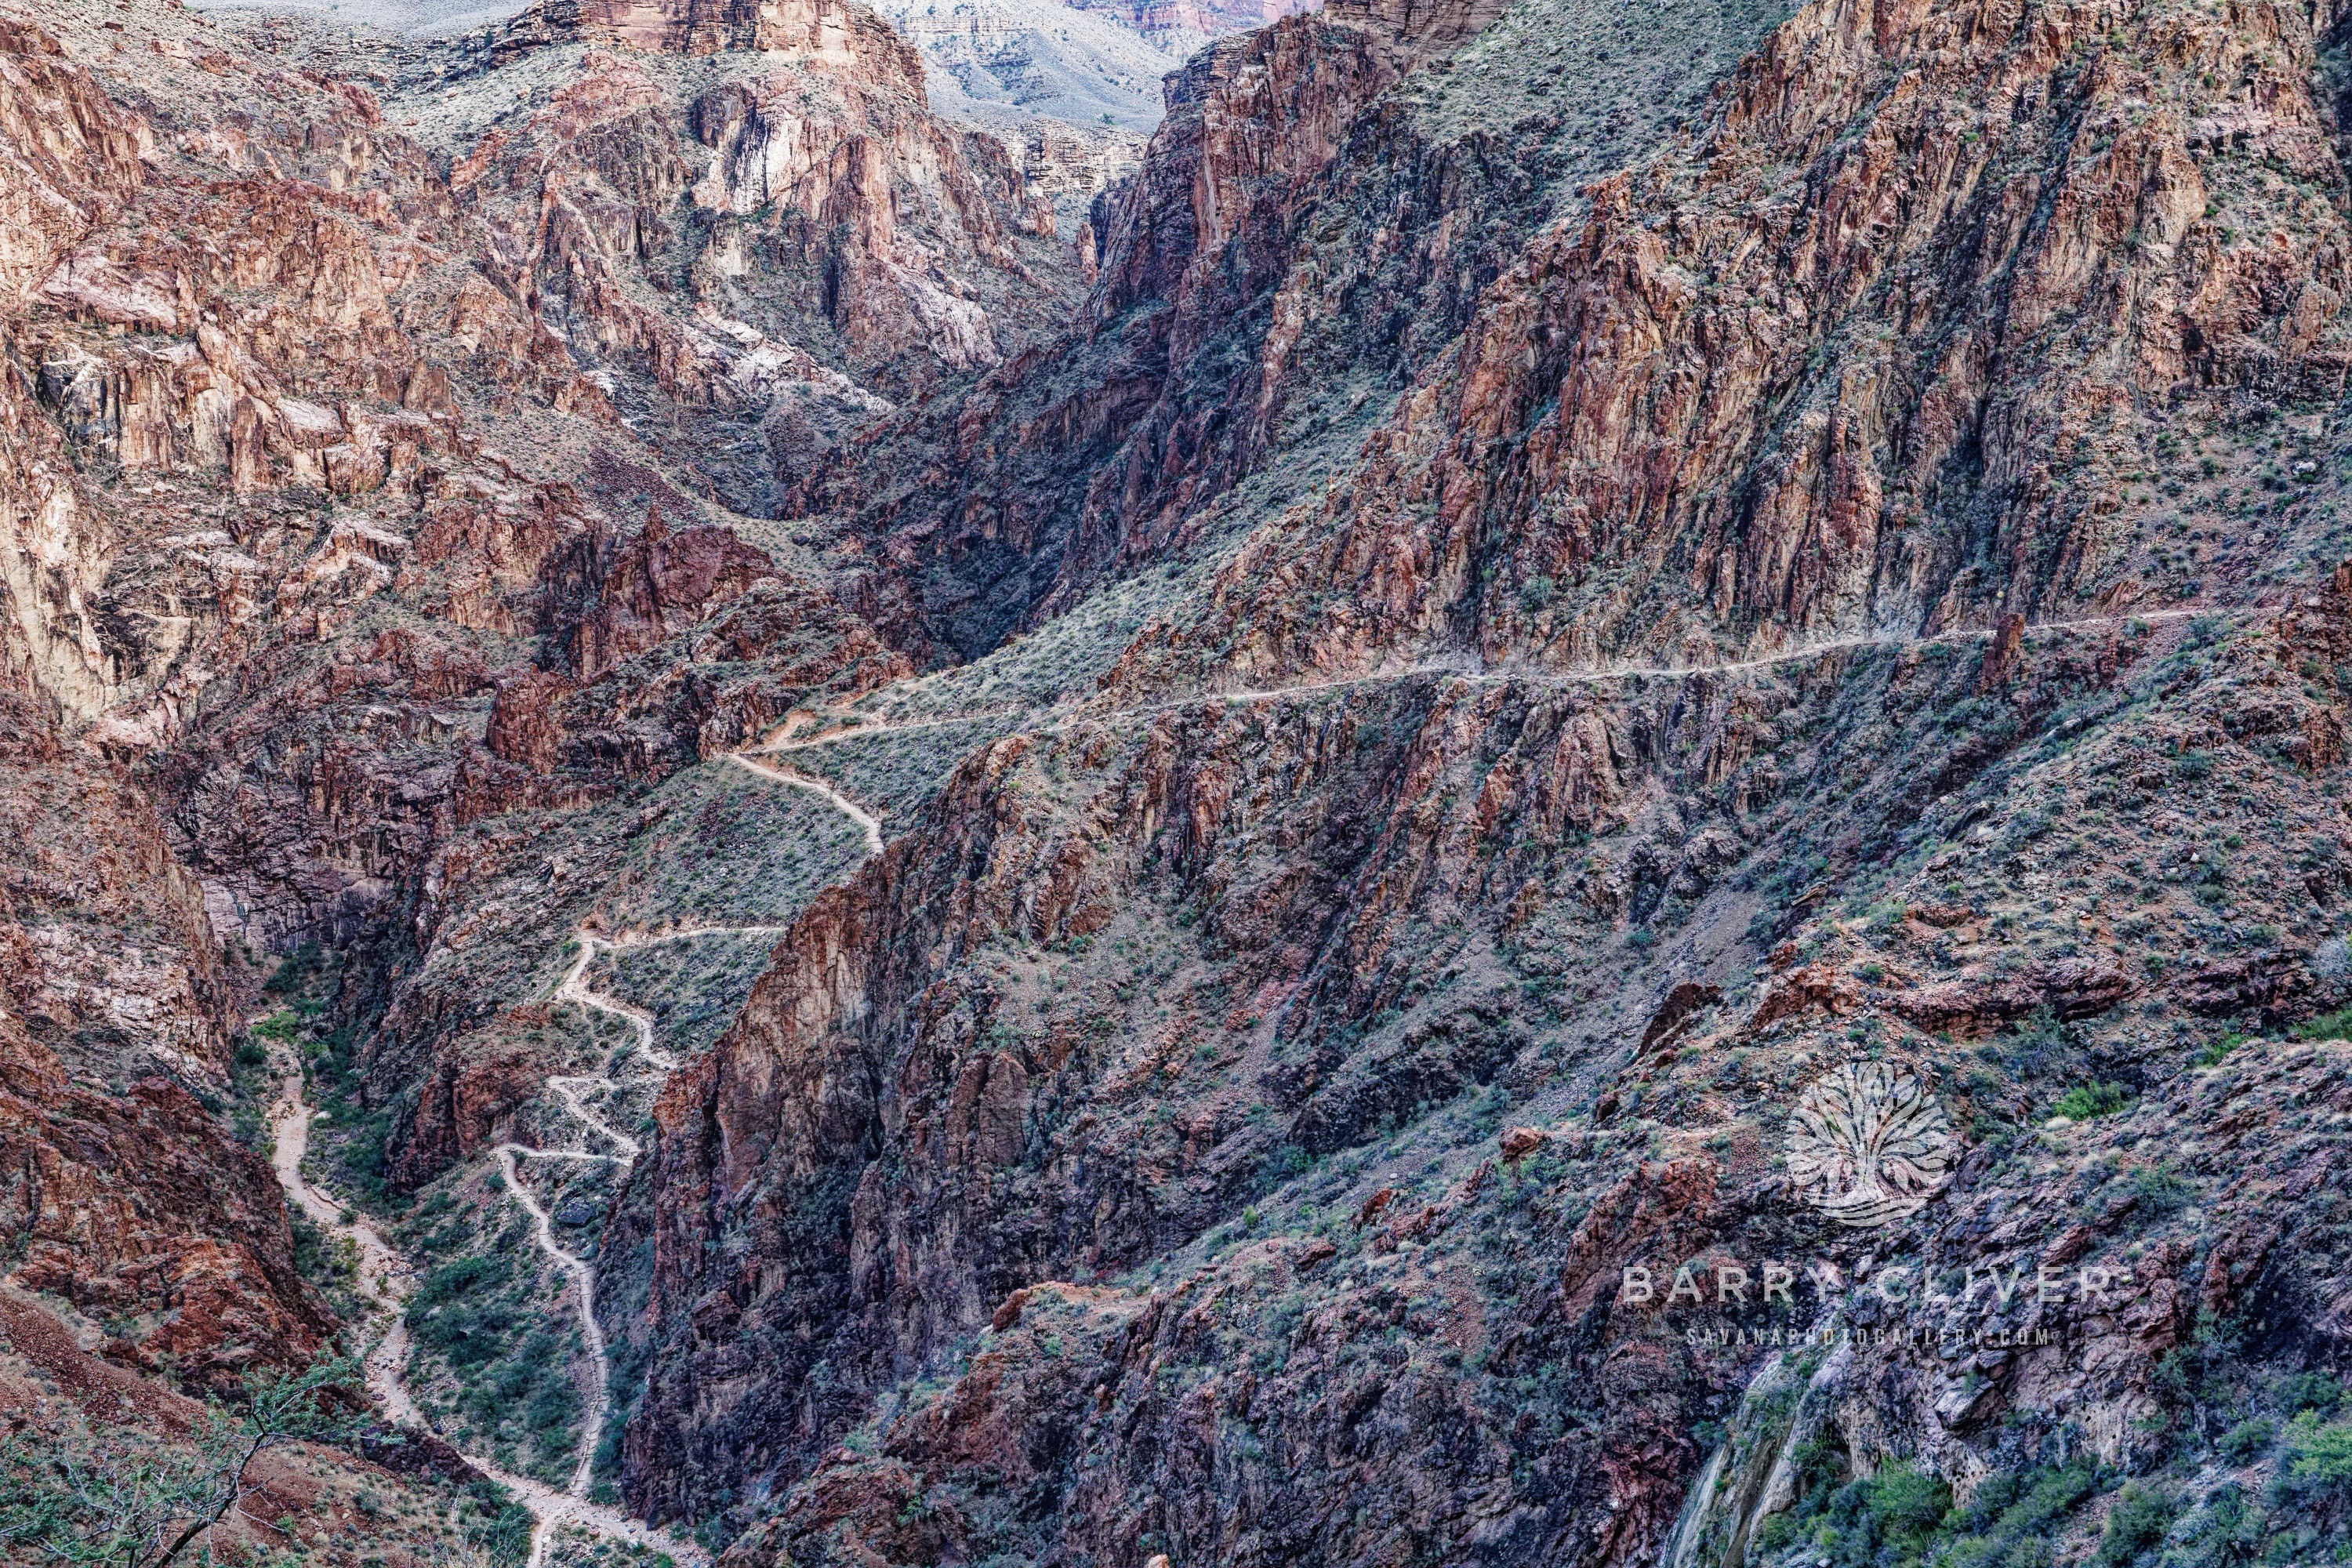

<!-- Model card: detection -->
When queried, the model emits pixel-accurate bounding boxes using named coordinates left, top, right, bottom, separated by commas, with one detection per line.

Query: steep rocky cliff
left=0, top=680, right=336, bottom=1392
left=794, top=0, right=1789, bottom=655
left=11, top=0, right=2352, bottom=1562
left=0, top=0, right=1095, bottom=1405
left=606, top=0, right=2352, bottom=1560
left=1123, top=0, right=2352, bottom=689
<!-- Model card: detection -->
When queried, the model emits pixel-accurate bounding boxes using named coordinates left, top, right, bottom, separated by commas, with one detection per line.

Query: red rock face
left=781, top=12, right=1418, bottom=655
left=0, top=691, right=330, bottom=1389
left=1134, top=0, right=2352, bottom=691
left=0, top=0, right=1074, bottom=1387
left=452, top=5, right=1070, bottom=458
left=800, top=0, right=1766, bottom=658
left=0, top=1060, right=335, bottom=1391
left=15, top=0, right=2352, bottom=1557
left=0, top=19, right=145, bottom=307
left=546, top=511, right=784, bottom=682
left=619, top=582, right=2352, bottom=1561
left=388, top=1030, right=544, bottom=1189
left=564, top=0, right=931, bottom=64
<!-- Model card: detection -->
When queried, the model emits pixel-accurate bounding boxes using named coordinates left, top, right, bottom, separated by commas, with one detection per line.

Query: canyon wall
left=608, top=0, right=2352, bottom=1558
left=6, top=0, right=2352, bottom=1561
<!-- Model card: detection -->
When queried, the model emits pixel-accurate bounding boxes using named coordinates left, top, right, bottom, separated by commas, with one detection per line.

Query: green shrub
left=1261, top=1144, right=1312, bottom=1185
left=408, top=1255, right=518, bottom=1370
left=2053, top=1081, right=2131, bottom=1120
left=1831, top=1462, right=2094, bottom=1568
left=524, top=1377, right=580, bottom=1461
left=414, top=1254, right=497, bottom=1306
left=2277, top=1372, right=2344, bottom=1417
left=466, top=1488, right=534, bottom=1566
left=2191, top=1033, right=2243, bottom=1067
left=289, top=1210, right=356, bottom=1304
left=2282, top=1410, right=2352, bottom=1491
left=2004, top=1007, right=2077, bottom=1078
left=1769, top=1454, right=1956, bottom=1568
left=2161, top=1483, right=2263, bottom=1568
left=2220, top=1417, right=2275, bottom=1463
left=1864, top=1464, right=1954, bottom=1548
left=2292, top=1008, right=2352, bottom=1042
left=2131, top=1162, right=2190, bottom=1214
left=2095, top=1483, right=2172, bottom=1566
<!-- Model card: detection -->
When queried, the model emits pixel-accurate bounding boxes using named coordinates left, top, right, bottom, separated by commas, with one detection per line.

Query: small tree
left=0, top=1356, right=358, bottom=1566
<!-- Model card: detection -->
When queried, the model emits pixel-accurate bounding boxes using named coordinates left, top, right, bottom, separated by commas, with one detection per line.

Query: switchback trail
left=488, top=925, right=802, bottom=1524
left=266, top=763, right=870, bottom=1566
left=263, top=599, right=2247, bottom=1560
left=270, top=1073, right=711, bottom=1568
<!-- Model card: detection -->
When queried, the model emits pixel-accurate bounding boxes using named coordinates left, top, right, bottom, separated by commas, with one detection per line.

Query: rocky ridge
left=602, top=0, right=2352, bottom=1559
left=8, top=0, right=2352, bottom=1563
left=0, top=0, right=1105, bottom=1506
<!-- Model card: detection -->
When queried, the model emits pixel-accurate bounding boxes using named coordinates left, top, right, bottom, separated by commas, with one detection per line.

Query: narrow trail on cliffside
left=751, top=604, right=2239, bottom=757
left=270, top=1072, right=713, bottom=1568
left=260, top=600, right=2249, bottom=1559
left=485, top=926, right=800, bottom=1529
left=720, top=751, right=886, bottom=855
left=266, top=762, right=872, bottom=1568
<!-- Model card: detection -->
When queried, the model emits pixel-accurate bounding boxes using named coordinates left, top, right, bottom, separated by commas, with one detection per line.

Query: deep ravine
left=263, top=750, right=888, bottom=1566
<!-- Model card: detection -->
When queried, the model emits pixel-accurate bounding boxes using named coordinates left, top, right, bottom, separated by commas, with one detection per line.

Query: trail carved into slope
left=263, top=599, right=2246, bottom=1559
left=488, top=924, right=803, bottom=1533
left=753, top=605, right=2236, bottom=757
left=721, top=751, right=886, bottom=854
left=270, top=1074, right=711, bottom=1568
left=267, top=781, right=861, bottom=1567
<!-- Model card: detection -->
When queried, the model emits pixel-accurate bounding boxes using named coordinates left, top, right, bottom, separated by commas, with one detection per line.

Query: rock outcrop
left=437, top=0, right=1091, bottom=511
left=598, top=0, right=2352, bottom=1558
left=797, top=0, right=1784, bottom=657
left=1131, top=0, right=2352, bottom=690
left=13, top=0, right=2352, bottom=1563
left=0, top=686, right=332, bottom=1390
